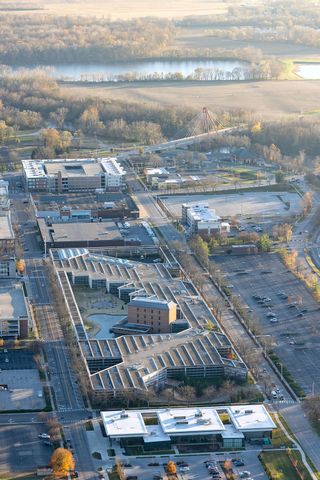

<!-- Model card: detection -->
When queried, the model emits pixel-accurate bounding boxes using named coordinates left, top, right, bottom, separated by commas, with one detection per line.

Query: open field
left=61, top=80, right=320, bottom=118
left=177, top=28, right=320, bottom=58
left=9, top=0, right=233, bottom=19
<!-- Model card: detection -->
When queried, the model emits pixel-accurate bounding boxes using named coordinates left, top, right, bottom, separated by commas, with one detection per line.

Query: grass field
left=260, top=451, right=313, bottom=480
left=61, top=79, right=320, bottom=119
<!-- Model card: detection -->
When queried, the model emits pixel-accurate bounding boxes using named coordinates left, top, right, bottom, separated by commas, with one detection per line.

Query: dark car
left=126, top=477, right=138, bottom=480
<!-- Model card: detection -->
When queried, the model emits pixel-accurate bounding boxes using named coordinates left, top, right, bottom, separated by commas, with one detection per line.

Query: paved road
left=6, top=175, right=98, bottom=480
left=132, top=175, right=320, bottom=471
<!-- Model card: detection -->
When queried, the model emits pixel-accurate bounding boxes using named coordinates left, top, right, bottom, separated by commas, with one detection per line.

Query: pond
left=87, top=313, right=126, bottom=339
left=20, top=59, right=249, bottom=81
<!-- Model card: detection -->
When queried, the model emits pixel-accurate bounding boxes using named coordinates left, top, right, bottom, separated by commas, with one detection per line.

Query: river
left=21, top=59, right=249, bottom=81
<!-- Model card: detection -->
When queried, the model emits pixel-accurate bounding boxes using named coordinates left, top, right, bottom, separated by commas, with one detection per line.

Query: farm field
left=7, top=0, right=235, bottom=18
left=61, top=80, right=320, bottom=119
left=177, top=28, right=320, bottom=58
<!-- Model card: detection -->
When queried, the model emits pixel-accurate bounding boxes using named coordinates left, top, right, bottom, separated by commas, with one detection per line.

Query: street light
left=255, top=334, right=272, bottom=356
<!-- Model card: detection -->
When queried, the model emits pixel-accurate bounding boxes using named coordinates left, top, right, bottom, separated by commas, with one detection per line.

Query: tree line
left=68, top=58, right=285, bottom=83
left=178, top=0, right=320, bottom=49
left=0, top=15, right=175, bottom=64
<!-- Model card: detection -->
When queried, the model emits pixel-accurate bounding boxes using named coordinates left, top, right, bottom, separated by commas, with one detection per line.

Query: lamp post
left=255, top=334, right=272, bottom=356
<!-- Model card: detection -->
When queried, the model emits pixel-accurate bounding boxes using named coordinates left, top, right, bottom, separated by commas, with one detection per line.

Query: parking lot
left=161, top=191, right=300, bottom=220
left=0, top=369, right=45, bottom=410
left=0, top=423, right=52, bottom=475
left=119, top=451, right=267, bottom=480
left=214, top=253, right=320, bottom=395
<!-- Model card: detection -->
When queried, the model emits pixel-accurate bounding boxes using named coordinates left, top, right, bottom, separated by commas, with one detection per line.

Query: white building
left=22, top=160, right=48, bottom=191
left=182, top=202, right=230, bottom=236
left=101, top=404, right=276, bottom=452
left=22, top=158, right=126, bottom=193
left=101, top=158, right=126, bottom=188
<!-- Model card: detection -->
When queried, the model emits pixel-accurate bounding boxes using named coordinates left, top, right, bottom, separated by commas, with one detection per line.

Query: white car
left=179, top=466, right=190, bottom=472
left=270, top=318, right=278, bottom=323
left=38, top=433, right=50, bottom=439
left=239, top=471, right=251, bottom=478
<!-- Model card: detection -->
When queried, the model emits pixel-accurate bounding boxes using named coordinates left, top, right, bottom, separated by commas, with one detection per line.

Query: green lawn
left=270, top=414, right=293, bottom=448
left=260, top=451, right=313, bottom=480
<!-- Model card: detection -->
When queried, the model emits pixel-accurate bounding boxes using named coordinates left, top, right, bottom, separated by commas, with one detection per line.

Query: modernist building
left=0, top=281, right=30, bottom=338
left=22, top=158, right=125, bottom=193
left=128, top=297, right=177, bottom=334
left=52, top=248, right=247, bottom=397
left=102, top=405, right=276, bottom=453
left=182, top=203, right=230, bottom=236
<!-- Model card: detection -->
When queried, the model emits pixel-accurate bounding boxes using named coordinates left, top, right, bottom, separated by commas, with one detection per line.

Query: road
left=5, top=173, right=98, bottom=480
left=130, top=171, right=320, bottom=471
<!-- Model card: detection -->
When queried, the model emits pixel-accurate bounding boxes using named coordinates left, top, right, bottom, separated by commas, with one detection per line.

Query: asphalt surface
left=0, top=423, right=52, bottom=475
left=5, top=173, right=98, bottom=480
left=214, top=253, right=320, bottom=396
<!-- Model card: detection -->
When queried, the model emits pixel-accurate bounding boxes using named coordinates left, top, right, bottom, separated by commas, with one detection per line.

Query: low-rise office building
left=22, top=157, right=125, bottom=193
left=32, top=192, right=139, bottom=222
left=182, top=202, right=230, bottom=236
left=0, top=179, right=9, bottom=210
left=128, top=297, right=177, bottom=334
left=37, top=219, right=157, bottom=249
left=0, top=281, right=30, bottom=338
left=102, top=405, right=276, bottom=453
left=52, top=248, right=247, bottom=397
left=0, top=213, right=16, bottom=278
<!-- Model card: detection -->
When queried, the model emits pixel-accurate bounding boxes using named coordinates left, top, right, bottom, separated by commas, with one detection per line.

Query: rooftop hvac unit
left=176, top=420, right=189, bottom=425
left=174, top=416, right=186, bottom=420
left=195, top=409, right=203, bottom=418
left=196, top=418, right=211, bottom=425
left=245, top=410, right=253, bottom=414
left=120, top=410, right=129, bottom=419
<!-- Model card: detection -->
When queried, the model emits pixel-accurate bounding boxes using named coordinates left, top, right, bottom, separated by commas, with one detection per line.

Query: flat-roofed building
left=182, top=202, right=230, bottom=236
left=101, top=158, right=126, bottom=188
left=37, top=218, right=156, bottom=249
left=101, top=405, right=276, bottom=452
left=0, top=281, right=30, bottom=338
left=23, top=158, right=125, bottom=193
left=0, top=213, right=16, bottom=278
left=22, top=160, right=48, bottom=192
left=128, top=297, right=177, bottom=333
left=0, top=179, right=9, bottom=210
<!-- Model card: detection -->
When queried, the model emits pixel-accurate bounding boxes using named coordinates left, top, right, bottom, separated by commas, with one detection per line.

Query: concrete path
left=281, top=404, right=320, bottom=473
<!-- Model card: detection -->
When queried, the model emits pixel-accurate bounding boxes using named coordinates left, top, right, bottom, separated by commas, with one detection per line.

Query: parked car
left=38, top=433, right=50, bottom=439
left=239, top=471, right=251, bottom=478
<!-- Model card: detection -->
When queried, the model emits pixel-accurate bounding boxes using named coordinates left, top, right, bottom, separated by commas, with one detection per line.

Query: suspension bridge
left=121, top=107, right=246, bottom=157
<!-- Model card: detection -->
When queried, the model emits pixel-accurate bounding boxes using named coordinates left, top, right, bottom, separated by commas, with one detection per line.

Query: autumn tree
left=301, top=191, right=313, bottom=214
left=257, top=233, right=271, bottom=252
left=79, top=106, right=102, bottom=134
left=166, top=461, right=177, bottom=475
left=50, top=448, right=75, bottom=478
left=273, top=223, right=292, bottom=242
